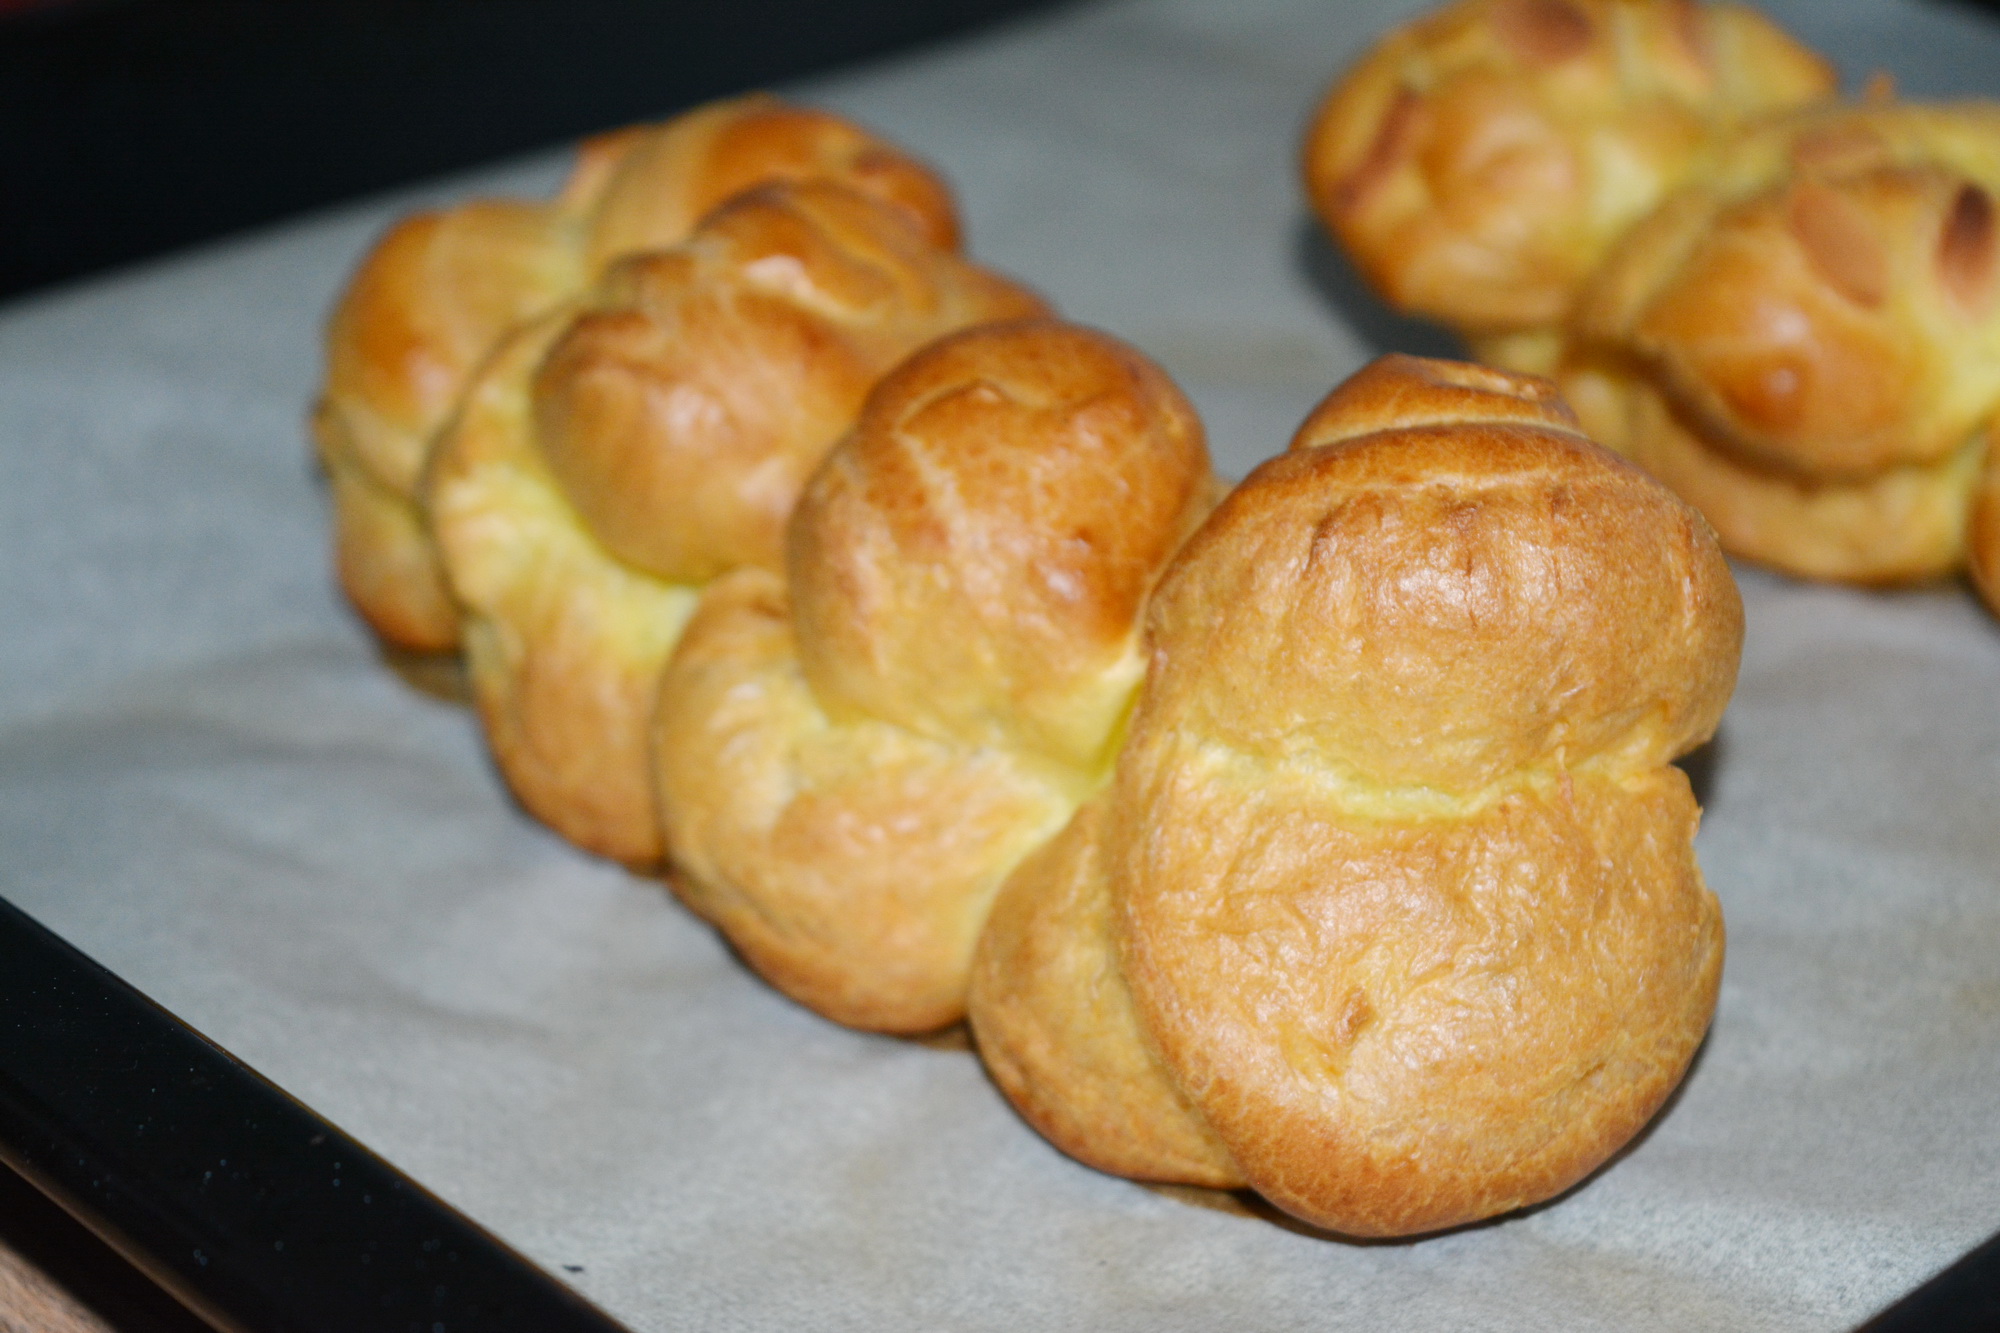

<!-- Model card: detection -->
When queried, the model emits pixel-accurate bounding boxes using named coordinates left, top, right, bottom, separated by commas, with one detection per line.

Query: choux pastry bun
left=426, top=182, right=1043, bottom=866
left=969, top=354, right=1742, bottom=1237
left=1302, top=0, right=1833, bottom=372
left=314, top=94, right=961, bottom=651
left=654, top=319, right=1215, bottom=1033
left=1562, top=101, right=2000, bottom=591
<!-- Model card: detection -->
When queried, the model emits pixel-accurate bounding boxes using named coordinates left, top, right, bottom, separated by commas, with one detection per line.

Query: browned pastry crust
left=423, top=308, right=698, bottom=863
left=426, top=183, right=1043, bottom=867
left=971, top=798, right=1242, bottom=1186
left=314, top=94, right=962, bottom=651
left=1563, top=102, right=2000, bottom=589
left=654, top=320, right=1214, bottom=1032
left=316, top=201, right=582, bottom=649
left=1972, top=423, right=2000, bottom=607
left=970, top=354, right=1742, bottom=1237
left=1302, top=0, right=1833, bottom=369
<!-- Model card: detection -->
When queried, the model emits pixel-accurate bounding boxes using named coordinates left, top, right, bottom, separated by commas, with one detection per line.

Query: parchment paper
left=3, top=1, right=1998, bottom=1328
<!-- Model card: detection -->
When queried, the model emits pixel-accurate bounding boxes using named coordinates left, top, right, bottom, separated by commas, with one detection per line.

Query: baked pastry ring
left=1562, top=101, right=2000, bottom=589
left=654, top=319, right=1215, bottom=1033
left=426, top=182, right=1042, bottom=866
left=1303, top=0, right=1833, bottom=373
left=969, top=354, right=1742, bottom=1237
left=314, top=94, right=961, bottom=651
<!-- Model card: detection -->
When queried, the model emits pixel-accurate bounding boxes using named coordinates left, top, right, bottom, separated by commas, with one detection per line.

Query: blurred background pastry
left=1560, top=100, right=2000, bottom=594
left=1302, top=0, right=1834, bottom=374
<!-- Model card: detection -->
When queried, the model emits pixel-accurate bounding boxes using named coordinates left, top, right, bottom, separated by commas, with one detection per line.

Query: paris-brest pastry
left=425, top=182, right=1043, bottom=866
left=969, top=355, right=1743, bottom=1237
left=654, top=320, right=1216, bottom=1034
left=1302, top=0, right=1834, bottom=374
left=1560, top=101, right=2000, bottom=598
left=313, top=95, right=962, bottom=652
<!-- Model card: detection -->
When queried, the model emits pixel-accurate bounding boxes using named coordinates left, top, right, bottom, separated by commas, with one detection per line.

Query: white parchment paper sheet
left=3, top=1, right=1997, bottom=1328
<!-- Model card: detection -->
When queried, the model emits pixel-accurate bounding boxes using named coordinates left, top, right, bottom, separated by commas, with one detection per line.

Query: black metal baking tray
left=0, top=895, right=632, bottom=1333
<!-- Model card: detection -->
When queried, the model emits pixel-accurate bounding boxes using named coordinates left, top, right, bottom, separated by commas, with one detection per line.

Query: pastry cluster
left=314, top=94, right=966, bottom=655
left=972, top=355, right=1740, bottom=1236
left=1304, top=0, right=1835, bottom=373
left=1562, top=103, right=2000, bottom=591
left=657, top=320, right=1215, bottom=1032
left=316, top=97, right=1041, bottom=864
left=316, top=96, right=1744, bottom=1235
left=1306, top=0, right=2000, bottom=613
left=425, top=182, right=1042, bottom=864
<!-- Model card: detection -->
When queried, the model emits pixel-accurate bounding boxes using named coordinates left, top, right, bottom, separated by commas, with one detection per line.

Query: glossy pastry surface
left=428, top=183, right=1043, bottom=866
left=656, top=319, right=1213, bottom=1031
left=315, top=95, right=962, bottom=650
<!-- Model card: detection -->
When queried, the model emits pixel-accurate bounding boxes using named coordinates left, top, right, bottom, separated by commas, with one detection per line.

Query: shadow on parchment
left=1292, top=214, right=1463, bottom=363
left=1675, top=727, right=1729, bottom=811
left=378, top=643, right=473, bottom=705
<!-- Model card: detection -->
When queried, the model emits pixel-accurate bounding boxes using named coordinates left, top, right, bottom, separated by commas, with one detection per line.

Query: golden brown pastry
left=1303, top=0, right=1834, bottom=372
left=1562, top=102, right=2000, bottom=590
left=426, top=182, right=1044, bottom=867
left=1972, top=421, right=2000, bottom=608
left=314, top=94, right=961, bottom=651
left=969, top=354, right=1742, bottom=1237
left=654, top=320, right=1214, bottom=1033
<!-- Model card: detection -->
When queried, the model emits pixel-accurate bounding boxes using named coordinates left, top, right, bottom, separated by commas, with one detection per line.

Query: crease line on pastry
left=1168, top=728, right=1690, bottom=822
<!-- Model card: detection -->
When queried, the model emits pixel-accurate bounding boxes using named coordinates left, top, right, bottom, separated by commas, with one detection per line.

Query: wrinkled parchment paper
left=3, top=1, right=1997, bottom=1328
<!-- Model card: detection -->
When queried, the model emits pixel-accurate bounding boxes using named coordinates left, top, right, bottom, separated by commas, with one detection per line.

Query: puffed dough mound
left=655, top=319, right=1215, bottom=1033
left=426, top=183, right=1042, bottom=866
left=970, top=354, right=1743, bottom=1237
left=314, top=94, right=961, bottom=651
left=1562, top=101, right=2000, bottom=592
left=1303, top=0, right=1832, bottom=372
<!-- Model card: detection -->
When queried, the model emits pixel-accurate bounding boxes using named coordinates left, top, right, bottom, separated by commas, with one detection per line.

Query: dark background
left=0, top=0, right=1070, bottom=305
left=8, top=0, right=2000, bottom=307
